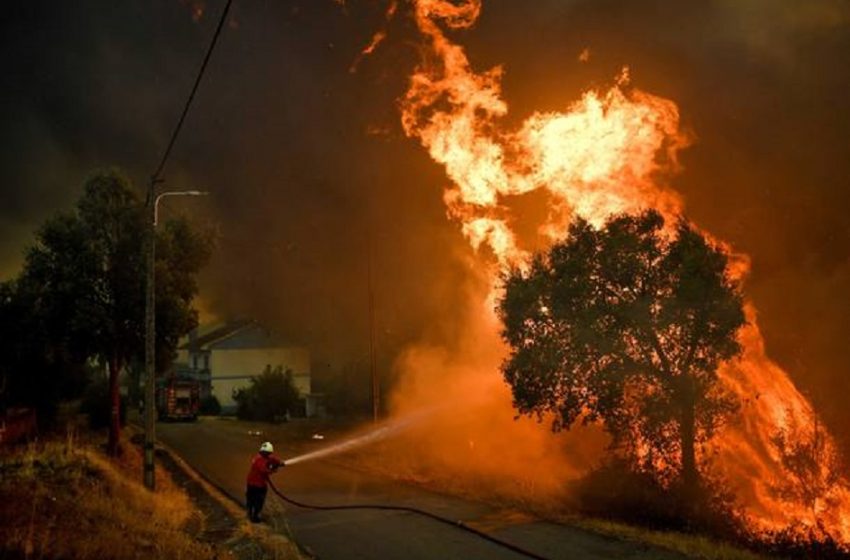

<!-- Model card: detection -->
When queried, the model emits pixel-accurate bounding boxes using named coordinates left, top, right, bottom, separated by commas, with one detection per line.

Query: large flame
left=395, top=0, right=850, bottom=542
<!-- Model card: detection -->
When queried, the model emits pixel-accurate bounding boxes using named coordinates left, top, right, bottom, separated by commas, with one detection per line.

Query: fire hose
left=267, top=478, right=553, bottom=560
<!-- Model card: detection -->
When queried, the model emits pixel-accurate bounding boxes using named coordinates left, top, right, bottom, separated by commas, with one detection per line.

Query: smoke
left=370, top=257, right=607, bottom=506
left=370, top=0, right=850, bottom=539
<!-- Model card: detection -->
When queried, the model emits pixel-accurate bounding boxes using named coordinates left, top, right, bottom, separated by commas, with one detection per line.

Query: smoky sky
left=2, top=1, right=850, bottom=443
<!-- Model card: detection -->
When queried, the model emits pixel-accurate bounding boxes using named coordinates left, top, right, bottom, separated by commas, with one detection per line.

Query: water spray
left=283, top=408, right=435, bottom=466
left=267, top=411, right=553, bottom=558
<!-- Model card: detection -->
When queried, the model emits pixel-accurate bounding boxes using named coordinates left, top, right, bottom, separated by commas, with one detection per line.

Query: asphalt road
left=157, top=418, right=685, bottom=560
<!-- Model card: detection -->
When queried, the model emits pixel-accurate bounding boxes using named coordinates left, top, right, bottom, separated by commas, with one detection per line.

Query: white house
left=177, top=320, right=318, bottom=416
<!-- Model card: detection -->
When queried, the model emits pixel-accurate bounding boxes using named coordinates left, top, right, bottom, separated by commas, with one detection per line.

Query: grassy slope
left=0, top=428, right=308, bottom=560
left=0, top=431, right=224, bottom=560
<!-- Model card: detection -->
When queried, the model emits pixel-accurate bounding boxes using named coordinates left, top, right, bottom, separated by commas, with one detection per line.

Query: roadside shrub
left=80, top=377, right=126, bottom=429
left=199, top=395, right=221, bottom=416
left=233, top=366, right=300, bottom=422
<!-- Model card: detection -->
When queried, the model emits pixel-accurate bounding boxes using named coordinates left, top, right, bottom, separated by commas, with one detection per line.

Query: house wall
left=209, top=347, right=311, bottom=412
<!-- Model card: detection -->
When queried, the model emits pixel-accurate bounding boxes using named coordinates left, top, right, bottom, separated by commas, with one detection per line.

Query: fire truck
left=156, top=376, right=200, bottom=421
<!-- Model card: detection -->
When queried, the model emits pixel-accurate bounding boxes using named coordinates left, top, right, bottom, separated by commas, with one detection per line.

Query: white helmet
left=259, top=441, right=274, bottom=453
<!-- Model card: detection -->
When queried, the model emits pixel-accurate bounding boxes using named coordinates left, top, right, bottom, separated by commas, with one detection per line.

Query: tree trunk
left=680, top=376, right=698, bottom=500
left=107, top=355, right=122, bottom=456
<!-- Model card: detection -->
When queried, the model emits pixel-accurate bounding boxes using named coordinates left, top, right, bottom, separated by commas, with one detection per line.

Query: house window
left=192, top=355, right=198, bottom=370
left=203, top=354, right=209, bottom=371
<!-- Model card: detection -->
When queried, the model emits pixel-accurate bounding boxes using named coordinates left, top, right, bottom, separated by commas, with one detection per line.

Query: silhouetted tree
left=11, top=170, right=211, bottom=454
left=0, top=279, right=87, bottom=420
left=499, top=210, right=745, bottom=496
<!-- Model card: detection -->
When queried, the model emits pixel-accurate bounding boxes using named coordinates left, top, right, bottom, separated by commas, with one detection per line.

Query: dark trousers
left=246, top=485, right=268, bottom=522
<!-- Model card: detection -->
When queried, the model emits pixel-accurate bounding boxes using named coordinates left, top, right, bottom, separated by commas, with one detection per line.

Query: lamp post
left=144, top=189, right=208, bottom=491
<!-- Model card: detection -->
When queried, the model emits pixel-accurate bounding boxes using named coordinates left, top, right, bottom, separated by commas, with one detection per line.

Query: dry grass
left=230, top=520, right=306, bottom=560
left=0, top=428, right=226, bottom=560
left=569, top=517, right=770, bottom=560
left=155, top=435, right=306, bottom=560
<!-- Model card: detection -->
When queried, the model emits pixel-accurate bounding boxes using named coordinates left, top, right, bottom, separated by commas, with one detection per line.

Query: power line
left=150, top=0, right=235, bottom=188
left=143, top=0, right=234, bottom=491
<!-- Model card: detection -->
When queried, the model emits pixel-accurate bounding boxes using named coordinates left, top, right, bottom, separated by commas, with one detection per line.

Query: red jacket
left=246, top=453, right=282, bottom=488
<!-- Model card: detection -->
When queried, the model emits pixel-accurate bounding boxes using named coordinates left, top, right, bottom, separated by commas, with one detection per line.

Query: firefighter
left=246, top=441, right=284, bottom=522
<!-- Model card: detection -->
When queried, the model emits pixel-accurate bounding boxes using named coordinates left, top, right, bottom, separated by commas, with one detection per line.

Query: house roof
left=179, top=319, right=254, bottom=351
left=180, top=319, right=298, bottom=351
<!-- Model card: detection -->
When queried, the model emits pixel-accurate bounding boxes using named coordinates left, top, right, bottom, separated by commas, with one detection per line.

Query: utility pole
left=143, top=178, right=158, bottom=490
left=144, top=189, right=207, bottom=490
left=141, top=0, right=231, bottom=490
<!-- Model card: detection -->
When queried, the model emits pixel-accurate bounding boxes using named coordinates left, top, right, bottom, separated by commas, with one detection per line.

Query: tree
left=14, top=169, right=211, bottom=455
left=153, top=217, right=212, bottom=374
left=2, top=266, right=99, bottom=423
left=233, top=366, right=301, bottom=422
left=499, top=210, right=745, bottom=496
left=2, top=224, right=99, bottom=423
left=771, top=409, right=846, bottom=533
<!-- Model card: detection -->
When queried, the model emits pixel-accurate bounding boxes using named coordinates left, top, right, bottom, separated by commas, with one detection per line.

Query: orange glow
left=391, top=0, right=850, bottom=544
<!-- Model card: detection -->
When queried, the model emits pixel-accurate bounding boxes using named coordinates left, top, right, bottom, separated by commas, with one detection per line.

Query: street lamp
left=144, top=189, right=208, bottom=490
left=154, top=190, right=208, bottom=226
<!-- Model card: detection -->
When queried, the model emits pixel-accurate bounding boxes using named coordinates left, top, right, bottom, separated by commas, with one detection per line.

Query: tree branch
left=648, top=331, right=675, bottom=377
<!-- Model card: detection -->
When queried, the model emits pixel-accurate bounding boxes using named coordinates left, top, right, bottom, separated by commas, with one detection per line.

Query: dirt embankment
left=0, top=425, right=304, bottom=560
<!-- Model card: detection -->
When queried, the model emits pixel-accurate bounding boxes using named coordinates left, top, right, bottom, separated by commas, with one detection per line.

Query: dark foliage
left=80, top=375, right=127, bottom=430
left=0, top=281, right=88, bottom=426
left=233, top=366, right=300, bottom=422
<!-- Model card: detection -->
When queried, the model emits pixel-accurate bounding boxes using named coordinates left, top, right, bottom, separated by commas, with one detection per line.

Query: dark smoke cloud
left=1, top=0, right=849, bottom=444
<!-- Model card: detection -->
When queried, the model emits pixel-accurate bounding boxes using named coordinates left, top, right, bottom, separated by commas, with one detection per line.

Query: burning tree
left=498, top=210, right=745, bottom=497
left=771, top=409, right=846, bottom=535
